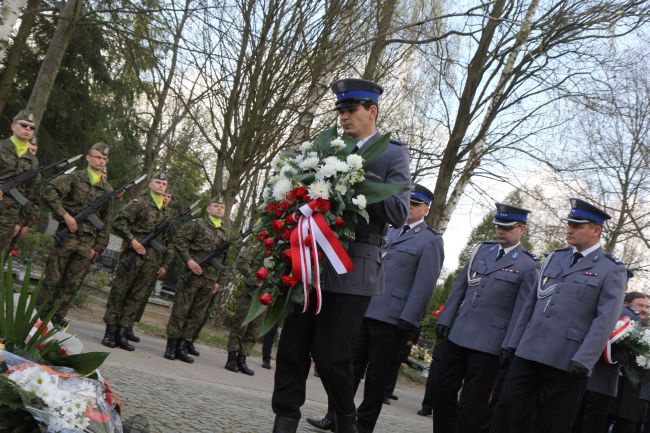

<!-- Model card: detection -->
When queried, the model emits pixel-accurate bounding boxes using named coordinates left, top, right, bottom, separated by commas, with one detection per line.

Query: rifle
left=53, top=174, right=147, bottom=244
left=120, top=199, right=201, bottom=266
left=35, top=166, right=77, bottom=188
left=195, top=229, right=253, bottom=273
left=0, top=154, right=82, bottom=206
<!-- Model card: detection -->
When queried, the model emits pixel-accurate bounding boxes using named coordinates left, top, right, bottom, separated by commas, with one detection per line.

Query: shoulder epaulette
left=523, top=250, right=540, bottom=261
left=427, top=227, right=440, bottom=235
left=482, top=241, right=498, bottom=245
left=554, top=246, right=572, bottom=252
left=605, top=253, right=624, bottom=265
left=389, top=138, right=407, bottom=146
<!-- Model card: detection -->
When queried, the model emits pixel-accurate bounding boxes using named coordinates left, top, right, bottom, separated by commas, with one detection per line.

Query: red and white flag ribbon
left=603, top=316, right=633, bottom=364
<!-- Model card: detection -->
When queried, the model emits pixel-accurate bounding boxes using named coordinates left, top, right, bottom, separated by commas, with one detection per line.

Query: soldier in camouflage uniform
left=225, top=242, right=265, bottom=375
left=38, top=142, right=114, bottom=325
left=0, top=109, right=39, bottom=253
left=9, top=139, right=40, bottom=253
left=101, top=172, right=174, bottom=351
left=164, top=197, right=228, bottom=363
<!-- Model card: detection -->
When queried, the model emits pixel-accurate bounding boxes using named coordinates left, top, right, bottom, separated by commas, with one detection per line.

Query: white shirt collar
left=500, top=243, right=520, bottom=256
left=405, top=219, right=425, bottom=229
left=573, top=242, right=601, bottom=257
left=356, top=130, right=378, bottom=150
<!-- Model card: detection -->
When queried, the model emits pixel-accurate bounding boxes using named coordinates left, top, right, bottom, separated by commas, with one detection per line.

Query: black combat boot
left=164, top=338, right=177, bottom=360
left=125, top=326, right=140, bottom=343
left=186, top=340, right=200, bottom=356
left=334, top=412, right=358, bottom=433
left=101, top=324, right=117, bottom=348
left=115, top=326, right=135, bottom=351
left=176, top=339, right=194, bottom=364
left=272, top=416, right=298, bottom=433
left=237, top=354, right=255, bottom=376
left=306, top=412, right=335, bottom=431
left=225, top=351, right=239, bottom=372
left=262, top=357, right=271, bottom=369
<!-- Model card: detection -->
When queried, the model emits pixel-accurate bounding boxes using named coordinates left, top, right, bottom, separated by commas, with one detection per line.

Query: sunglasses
left=17, top=122, right=36, bottom=131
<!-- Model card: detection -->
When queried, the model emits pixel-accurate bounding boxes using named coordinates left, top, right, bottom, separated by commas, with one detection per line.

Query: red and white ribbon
left=290, top=200, right=354, bottom=314
left=603, top=316, right=633, bottom=364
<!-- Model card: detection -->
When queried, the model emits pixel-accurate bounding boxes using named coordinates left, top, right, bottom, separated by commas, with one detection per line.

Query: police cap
left=493, top=203, right=531, bottom=227
left=560, top=198, right=611, bottom=226
left=13, top=109, right=36, bottom=126
left=410, top=184, right=434, bottom=205
left=89, top=142, right=109, bottom=156
left=330, top=78, right=383, bottom=110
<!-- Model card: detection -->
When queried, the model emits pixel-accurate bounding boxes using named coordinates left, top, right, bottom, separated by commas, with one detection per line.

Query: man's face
left=337, top=104, right=377, bottom=138
left=86, top=150, right=108, bottom=171
left=11, top=120, right=36, bottom=141
left=566, top=222, right=601, bottom=251
left=207, top=202, right=226, bottom=218
left=149, top=178, right=168, bottom=195
left=495, top=224, right=526, bottom=248
left=163, top=193, right=172, bottom=207
left=630, top=297, right=650, bottom=320
left=407, top=201, right=429, bottom=224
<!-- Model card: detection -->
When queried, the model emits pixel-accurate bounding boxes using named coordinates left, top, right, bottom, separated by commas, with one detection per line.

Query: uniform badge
left=414, top=227, right=422, bottom=233
left=28, top=113, right=34, bottom=121
left=593, top=255, right=599, bottom=262
left=584, top=272, right=598, bottom=276
left=490, top=245, right=497, bottom=251
left=512, top=252, right=518, bottom=259
left=543, top=276, right=549, bottom=285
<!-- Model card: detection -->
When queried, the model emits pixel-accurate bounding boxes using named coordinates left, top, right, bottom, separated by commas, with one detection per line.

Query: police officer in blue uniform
left=428, top=203, right=539, bottom=433
left=305, top=184, right=444, bottom=433
left=491, top=198, right=628, bottom=433
left=271, top=78, right=411, bottom=433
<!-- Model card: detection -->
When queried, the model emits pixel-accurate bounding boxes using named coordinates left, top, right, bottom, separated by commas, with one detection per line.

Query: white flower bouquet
left=604, top=316, right=650, bottom=384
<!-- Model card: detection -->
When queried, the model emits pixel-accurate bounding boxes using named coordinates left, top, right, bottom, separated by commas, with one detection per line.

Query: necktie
left=570, top=252, right=583, bottom=267
left=496, top=249, right=505, bottom=261
left=399, top=225, right=410, bottom=238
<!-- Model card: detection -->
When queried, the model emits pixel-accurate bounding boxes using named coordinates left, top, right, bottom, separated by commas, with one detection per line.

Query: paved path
left=70, top=321, right=432, bottom=433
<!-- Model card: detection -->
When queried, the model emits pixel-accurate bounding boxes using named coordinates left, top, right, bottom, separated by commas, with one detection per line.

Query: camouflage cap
left=209, top=195, right=225, bottom=204
left=13, top=109, right=36, bottom=125
left=88, top=142, right=109, bottom=156
left=151, top=171, right=168, bottom=182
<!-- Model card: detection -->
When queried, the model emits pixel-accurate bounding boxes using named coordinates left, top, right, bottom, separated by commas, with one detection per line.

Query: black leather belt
left=354, top=232, right=383, bottom=246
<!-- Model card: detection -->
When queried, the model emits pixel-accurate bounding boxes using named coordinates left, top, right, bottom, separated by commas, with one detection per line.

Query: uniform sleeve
left=93, top=195, right=114, bottom=255
left=437, top=261, right=471, bottom=328
left=161, top=226, right=176, bottom=269
left=502, top=260, right=540, bottom=350
left=111, top=200, right=141, bottom=243
left=175, top=221, right=197, bottom=265
left=400, top=234, right=445, bottom=327
left=365, top=144, right=410, bottom=228
left=21, top=157, right=40, bottom=204
left=40, top=173, right=73, bottom=217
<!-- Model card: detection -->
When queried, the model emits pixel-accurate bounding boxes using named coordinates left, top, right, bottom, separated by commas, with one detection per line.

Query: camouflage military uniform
left=166, top=217, right=228, bottom=340
left=38, top=169, right=113, bottom=317
left=103, top=194, right=174, bottom=327
left=0, top=137, right=39, bottom=252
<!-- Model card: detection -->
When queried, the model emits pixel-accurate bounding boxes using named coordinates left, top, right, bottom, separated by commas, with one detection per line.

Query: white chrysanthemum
left=292, top=154, right=304, bottom=165
left=271, top=155, right=283, bottom=172
left=316, top=164, right=338, bottom=180
left=334, top=183, right=348, bottom=195
left=637, top=355, right=649, bottom=367
left=308, top=180, right=331, bottom=199
left=280, top=165, right=295, bottom=177
left=346, top=154, right=363, bottom=169
left=352, top=194, right=367, bottom=209
left=300, top=141, right=313, bottom=152
left=299, top=156, right=319, bottom=170
left=323, top=156, right=349, bottom=172
left=330, top=138, right=345, bottom=150
left=272, top=177, right=292, bottom=201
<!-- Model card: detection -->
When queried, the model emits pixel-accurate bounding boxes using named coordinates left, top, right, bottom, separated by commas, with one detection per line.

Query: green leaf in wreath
left=357, top=132, right=391, bottom=165
left=354, top=181, right=410, bottom=205
left=243, top=287, right=267, bottom=326
left=313, top=127, right=338, bottom=154
left=46, top=352, right=110, bottom=376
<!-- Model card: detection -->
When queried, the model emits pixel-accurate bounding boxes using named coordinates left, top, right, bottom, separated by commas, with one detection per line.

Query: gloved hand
left=499, top=347, right=515, bottom=363
left=612, top=346, right=635, bottom=364
left=567, top=360, right=589, bottom=376
left=397, top=319, right=416, bottom=335
left=436, top=324, right=450, bottom=340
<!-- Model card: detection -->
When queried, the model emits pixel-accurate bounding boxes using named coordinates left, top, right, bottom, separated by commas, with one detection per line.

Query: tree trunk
left=26, top=0, right=83, bottom=128
left=0, top=0, right=39, bottom=115
left=362, top=0, right=398, bottom=81
left=0, top=0, right=27, bottom=63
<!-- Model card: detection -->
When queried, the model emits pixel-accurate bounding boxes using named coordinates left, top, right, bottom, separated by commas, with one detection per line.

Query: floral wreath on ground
left=244, top=126, right=409, bottom=334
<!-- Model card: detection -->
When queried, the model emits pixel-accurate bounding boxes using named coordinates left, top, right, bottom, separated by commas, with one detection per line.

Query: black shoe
left=272, top=416, right=298, bottom=433
left=382, top=396, right=390, bottom=405
left=237, top=354, right=255, bottom=376
left=306, top=416, right=335, bottom=431
left=417, top=406, right=432, bottom=417
left=334, top=412, right=357, bottom=433
left=116, top=326, right=135, bottom=351
left=164, top=338, right=177, bottom=360
left=225, top=351, right=239, bottom=372
left=101, top=324, right=117, bottom=348
left=176, top=339, right=194, bottom=364
left=262, top=358, right=271, bottom=369
left=186, top=340, right=200, bottom=356
left=125, top=326, right=140, bottom=343
left=51, top=314, right=69, bottom=327
left=387, top=393, right=398, bottom=401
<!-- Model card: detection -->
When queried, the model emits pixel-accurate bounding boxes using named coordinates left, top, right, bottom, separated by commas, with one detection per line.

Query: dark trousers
left=429, top=339, right=500, bottom=433
left=421, top=362, right=435, bottom=411
left=490, top=356, right=587, bottom=433
left=272, top=291, right=371, bottom=420
left=354, top=319, right=402, bottom=432
left=573, top=390, right=612, bottom=433
left=262, top=321, right=280, bottom=361
left=384, top=358, right=401, bottom=396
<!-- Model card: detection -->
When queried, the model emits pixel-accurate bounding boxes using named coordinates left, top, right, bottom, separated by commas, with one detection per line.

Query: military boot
left=334, top=412, right=358, bottom=433
left=125, top=326, right=140, bottom=343
left=225, top=351, right=240, bottom=372
left=115, top=326, right=135, bottom=351
left=272, top=416, right=298, bottom=433
left=164, top=338, right=177, bottom=360
left=176, top=339, right=194, bottom=364
left=237, top=354, right=255, bottom=376
left=186, top=340, right=200, bottom=356
left=101, top=324, right=117, bottom=348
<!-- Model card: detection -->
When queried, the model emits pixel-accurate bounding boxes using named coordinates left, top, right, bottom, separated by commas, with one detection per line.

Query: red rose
left=286, top=190, right=296, bottom=201
left=255, top=268, right=269, bottom=281
left=256, top=231, right=268, bottom=242
left=259, top=293, right=273, bottom=305
left=294, top=186, right=308, bottom=200
left=265, top=252, right=273, bottom=257
left=272, top=219, right=284, bottom=233
left=285, top=215, right=296, bottom=226
left=315, top=198, right=331, bottom=212
left=264, top=204, right=274, bottom=214
left=281, top=229, right=291, bottom=241
left=335, top=216, right=345, bottom=229
left=282, top=249, right=292, bottom=262
left=432, top=310, right=440, bottom=317
left=281, top=275, right=298, bottom=287
left=264, top=238, right=275, bottom=250
left=9, top=250, right=17, bottom=256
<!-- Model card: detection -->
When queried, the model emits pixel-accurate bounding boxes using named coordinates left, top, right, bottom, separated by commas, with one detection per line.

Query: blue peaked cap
left=561, top=198, right=611, bottom=225
left=410, top=183, right=434, bottom=205
left=493, top=202, right=531, bottom=227
left=330, top=79, right=383, bottom=109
